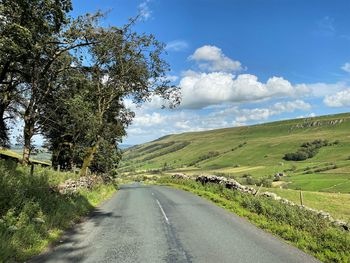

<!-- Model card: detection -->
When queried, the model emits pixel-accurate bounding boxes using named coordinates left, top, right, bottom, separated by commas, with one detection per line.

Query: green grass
left=286, top=173, right=350, bottom=193
left=0, top=160, right=117, bottom=262
left=259, top=188, right=350, bottom=221
left=157, top=178, right=350, bottom=263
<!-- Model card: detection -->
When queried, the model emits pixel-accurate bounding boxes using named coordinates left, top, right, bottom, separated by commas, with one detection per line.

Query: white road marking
left=151, top=192, right=154, bottom=196
left=156, top=199, right=170, bottom=225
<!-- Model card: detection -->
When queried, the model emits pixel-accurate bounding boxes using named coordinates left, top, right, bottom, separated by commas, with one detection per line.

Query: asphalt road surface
left=32, top=183, right=320, bottom=263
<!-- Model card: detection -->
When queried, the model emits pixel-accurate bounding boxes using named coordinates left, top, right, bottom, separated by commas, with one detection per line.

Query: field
left=120, top=112, right=350, bottom=221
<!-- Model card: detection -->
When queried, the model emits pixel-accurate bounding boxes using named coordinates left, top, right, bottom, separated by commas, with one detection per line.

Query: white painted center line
left=156, top=199, right=170, bottom=225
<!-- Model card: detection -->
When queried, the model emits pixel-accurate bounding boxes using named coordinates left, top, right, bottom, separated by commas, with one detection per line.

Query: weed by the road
left=0, top=160, right=117, bottom=262
left=158, top=178, right=350, bottom=263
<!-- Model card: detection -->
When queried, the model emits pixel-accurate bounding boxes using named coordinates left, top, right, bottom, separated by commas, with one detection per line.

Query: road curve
left=31, top=183, right=320, bottom=263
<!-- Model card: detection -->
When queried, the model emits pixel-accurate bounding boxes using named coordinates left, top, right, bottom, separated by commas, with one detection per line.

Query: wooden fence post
left=57, top=164, right=60, bottom=173
left=30, top=164, right=34, bottom=176
left=299, top=190, right=304, bottom=206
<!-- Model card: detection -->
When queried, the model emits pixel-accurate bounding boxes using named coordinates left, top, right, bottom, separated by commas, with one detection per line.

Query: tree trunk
left=79, top=139, right=100, bottom=177
left=0, top=106, right=9, bottom=148
left=0, top=89, right=11, bottom=148
left=22, top=114, right=35, bottom=165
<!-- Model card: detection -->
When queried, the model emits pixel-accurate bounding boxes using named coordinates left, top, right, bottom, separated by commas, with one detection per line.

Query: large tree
left=18, top=11, right=101, bottom=164
left=0, top=0, right=73, bottom=148
left=77, top=23, right=180, bottom=176
left=40, top=20, right=180, bottom=175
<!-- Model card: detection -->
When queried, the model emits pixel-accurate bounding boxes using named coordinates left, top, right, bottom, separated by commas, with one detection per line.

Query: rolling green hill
left=120, top=112, right=350, bottom=221
left=121, top=112, right=350, bottom=193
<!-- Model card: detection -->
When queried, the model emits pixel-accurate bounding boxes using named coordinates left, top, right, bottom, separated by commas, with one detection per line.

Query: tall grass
left=0, top=160, right=116, bottom=262
left=158, top=177, right=350, bottom=263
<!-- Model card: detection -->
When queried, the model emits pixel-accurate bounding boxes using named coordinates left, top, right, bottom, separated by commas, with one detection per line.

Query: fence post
left=299, top=190, right=304, bottom=206
left=30, top=164, right=34, bottom=176
left=255, top=184, right=263, bottom=196
left=57, top=164, right=60, bottom=173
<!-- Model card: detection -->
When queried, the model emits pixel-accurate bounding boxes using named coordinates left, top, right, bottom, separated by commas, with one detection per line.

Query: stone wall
left=57, top=175, right=108, bottom=194
left=172, top=174, right=349, bottom=231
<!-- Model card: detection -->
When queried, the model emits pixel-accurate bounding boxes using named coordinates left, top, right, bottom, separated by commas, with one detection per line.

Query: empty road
left=32, top=184, right=320, bottom=263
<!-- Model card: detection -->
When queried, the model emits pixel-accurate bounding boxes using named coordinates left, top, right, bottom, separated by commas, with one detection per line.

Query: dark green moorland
left=120, top=112, right=350, bottom=221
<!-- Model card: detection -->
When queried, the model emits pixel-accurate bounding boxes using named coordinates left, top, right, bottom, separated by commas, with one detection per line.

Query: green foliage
left=284, top=139, right=336, bottom=161
left=158, top=178, right=350, bottom=263
left=243, top=175, right=273, bottom=187
left=90, top=140, right=122, bottom=175
left=0, top=160, right=116, bottom=261
left=1, top=0, right=179, bottom=170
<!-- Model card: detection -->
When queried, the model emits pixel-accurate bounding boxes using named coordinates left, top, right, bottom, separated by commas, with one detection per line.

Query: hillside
left=121, top=113, right=350, bottom=192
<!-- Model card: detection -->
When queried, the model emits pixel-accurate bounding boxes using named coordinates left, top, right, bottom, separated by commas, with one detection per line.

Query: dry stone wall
left=172, top=174, right=349, bottom=231
left=57, top=175, right=105, bottom=194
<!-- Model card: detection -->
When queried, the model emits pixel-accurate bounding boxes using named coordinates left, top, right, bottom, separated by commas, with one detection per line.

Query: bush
left=283, top=139, right=332, bottom=161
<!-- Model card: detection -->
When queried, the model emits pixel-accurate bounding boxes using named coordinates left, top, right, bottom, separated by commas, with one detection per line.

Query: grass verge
left=157, top=177, right=350, bottom=263
left=0, top=160, right=117, bottom=262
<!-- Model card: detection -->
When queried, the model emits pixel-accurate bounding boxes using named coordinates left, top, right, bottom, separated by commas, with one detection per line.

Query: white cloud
left=189, top=45, right=243, bottom=72
left=305, top=82, right=348, bottom=97
left=324, top=89, right=350, bottom=107
left=341, top=63, right=350, bottom=73
left=297, top=113, right=316, bottom=119
left=213, top=100, right=311, bottom=123
left=166, top=40, right=189, bottom=52
left=138, top=0, right=152, bottom=21
left=178, top=71, right=308, bottom=109
left=132, top=112, right=166, bottom=127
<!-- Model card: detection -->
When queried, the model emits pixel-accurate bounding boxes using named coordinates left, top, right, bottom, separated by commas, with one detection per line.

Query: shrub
left=284, top=139, right=332, bottom=161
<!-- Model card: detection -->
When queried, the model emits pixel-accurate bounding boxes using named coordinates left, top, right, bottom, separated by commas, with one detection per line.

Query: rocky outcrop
left=291, top=118, right=346, bottom=130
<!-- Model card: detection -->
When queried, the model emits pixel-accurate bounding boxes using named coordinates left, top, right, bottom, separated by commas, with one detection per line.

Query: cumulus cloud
left=166, top=40, right=189, bottom=51
left=324, top=89, right=350, bottom=107
left=189, top=45, right=243, bottom=72
left=178, top=71, right=308, bottom=109
left=341, top=63, right=350, bottom=73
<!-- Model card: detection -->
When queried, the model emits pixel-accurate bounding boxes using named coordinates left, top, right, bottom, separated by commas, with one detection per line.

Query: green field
left=120, top=112, right=350, bottom=221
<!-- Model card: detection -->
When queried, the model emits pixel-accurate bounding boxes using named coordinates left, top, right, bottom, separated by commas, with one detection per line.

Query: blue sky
left=27, top=0, right=350, bottom=145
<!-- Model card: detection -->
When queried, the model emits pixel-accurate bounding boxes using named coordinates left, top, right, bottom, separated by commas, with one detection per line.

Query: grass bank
left=0, top=160, right=117, bottom=262
left=157, top=177, right=350, bottom=263
left=260, top=187, right=350, bottom=221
